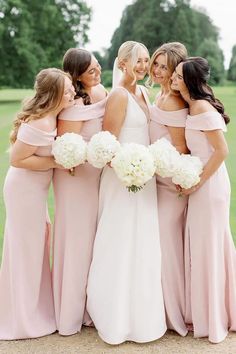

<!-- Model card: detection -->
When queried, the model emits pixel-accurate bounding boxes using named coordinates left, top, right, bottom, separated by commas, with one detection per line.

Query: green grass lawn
left=0, top=86, right=236, bottom=258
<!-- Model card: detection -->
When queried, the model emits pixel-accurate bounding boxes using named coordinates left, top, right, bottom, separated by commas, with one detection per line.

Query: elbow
left=10, top=156, right=21, bottom=168
left=218, top=146, right=229, bottom=160
left=223, top=146, right=229, bottom=159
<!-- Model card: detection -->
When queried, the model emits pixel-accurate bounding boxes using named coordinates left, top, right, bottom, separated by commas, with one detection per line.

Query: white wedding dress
left=87, top=87, right=166, bottom=344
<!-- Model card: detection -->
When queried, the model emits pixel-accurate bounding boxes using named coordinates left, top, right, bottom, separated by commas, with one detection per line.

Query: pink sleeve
left=59, top=98, right=107, bottom=122
left=150, top=106, right=188, bottom=127
left=17, top=123, right=56, bottom=146
left=186, top=112, right=227, bottom=132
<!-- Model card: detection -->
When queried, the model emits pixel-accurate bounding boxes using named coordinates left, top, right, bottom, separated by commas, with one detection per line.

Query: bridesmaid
left=87, top=41, right=166, bottom=345
left=172, top=56, right=236, bottom=343
left=148, top=42, right=189, bottom=336
left=0, top=68, right=75, bottom=340
left=52, top=48, right=107, bottom=336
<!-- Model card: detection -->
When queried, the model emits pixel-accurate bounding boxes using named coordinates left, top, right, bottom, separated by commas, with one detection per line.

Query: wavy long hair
left=63, top=48, right=92, bottom=105
left=182, top=57, right=230, bottom=124
left=147, top=42, right=188, bottom=87
left=10, top=68, right=70, bottom=144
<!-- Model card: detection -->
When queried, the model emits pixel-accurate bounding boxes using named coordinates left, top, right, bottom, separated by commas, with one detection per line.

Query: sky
left=85, top=0, right=235, bottom=69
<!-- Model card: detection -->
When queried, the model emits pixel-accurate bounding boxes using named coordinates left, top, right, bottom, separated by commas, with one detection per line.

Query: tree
left=197, top=38, right=225, bottom=84
left=0, top=0, right=91, bottom=87
left=106, top=0, right=222, bottom=75
left=228, top=45, right=236, bottom=81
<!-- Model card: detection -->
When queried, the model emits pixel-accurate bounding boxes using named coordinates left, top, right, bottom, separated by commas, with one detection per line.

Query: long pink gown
left=52, top=98, right=106, bottom=335
left=0, top=123, right=56, bottom=340
left=149, top=106, right=188, bottom=336
left=185, top=111, right=236, bottom=343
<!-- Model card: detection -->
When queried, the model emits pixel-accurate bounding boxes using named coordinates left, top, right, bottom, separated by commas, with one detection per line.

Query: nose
left=171, top=71, right=176, bottom=81
left=140, top=61, right=147, bottom=70
left=96, top=64, right=101, bottom=75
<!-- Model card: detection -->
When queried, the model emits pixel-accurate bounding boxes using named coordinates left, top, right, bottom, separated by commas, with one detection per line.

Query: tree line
left=0, top=0, right=235, bottom=88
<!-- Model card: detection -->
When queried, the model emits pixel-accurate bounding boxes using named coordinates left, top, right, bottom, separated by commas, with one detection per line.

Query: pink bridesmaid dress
left=52, top=98, right=106, bottom=335
left=0, top=123, right=56, bottom=340
left=149, top=106, right=188, bottom=336
left=185, top=111, right=236, bottom=343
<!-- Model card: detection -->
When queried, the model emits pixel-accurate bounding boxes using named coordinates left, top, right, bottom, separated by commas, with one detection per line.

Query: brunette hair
left=63, top=48, right=92, bottom=105
left=182, top=57, right=230, bottom=124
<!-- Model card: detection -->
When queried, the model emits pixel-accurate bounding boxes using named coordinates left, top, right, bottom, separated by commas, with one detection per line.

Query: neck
left=160, top=83, right=171, bottom=95
left=180, top=89, right=192, bottom=105
left=120, top=75, right=137, bottom=94
left=83, top=86, right=92, bottom=96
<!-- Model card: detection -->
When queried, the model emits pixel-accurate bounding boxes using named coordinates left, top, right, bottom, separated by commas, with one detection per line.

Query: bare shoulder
left=28, top=116, right=56, bottom=132
left=158, top=92, right=187, bottom=111
left=191, top=99, right=216, bottom=115
left=74, top=97, right=84, bottom=106
left=167, top=94, right=187, bottom=111
left=107, top=87, right=128, bottom=104
left=93, top=84, right=107, bottom=98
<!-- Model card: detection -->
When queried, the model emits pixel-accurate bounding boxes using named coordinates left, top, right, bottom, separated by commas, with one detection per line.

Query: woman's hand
left=177, top=181, right=202, bottom=196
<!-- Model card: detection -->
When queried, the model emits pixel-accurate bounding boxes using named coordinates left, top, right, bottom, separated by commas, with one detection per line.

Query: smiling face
left=171, top=62, right=187, bottom=94
left=78, top=56, right=101, bottom=88
left=58, top=76, right=75, bottom=110
left=151, top=53, right=171, bottom=86
left=122, top=47, right=150, bottom=82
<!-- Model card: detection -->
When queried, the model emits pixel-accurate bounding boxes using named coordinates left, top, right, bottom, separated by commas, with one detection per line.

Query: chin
left=95, top=79, right=101, bottom=85
left=137, top=75, right=146, bottom=81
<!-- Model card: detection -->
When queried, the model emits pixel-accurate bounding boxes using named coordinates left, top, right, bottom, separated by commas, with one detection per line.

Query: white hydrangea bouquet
left=149, top=137, right=181, bottom=178
left=172, top=154, right=203, bottom=189
left=52, top=132, right=87, bottom=175
left=87, top=131, right=121, bottom=168
left=111, top=143, right=155, bottom=193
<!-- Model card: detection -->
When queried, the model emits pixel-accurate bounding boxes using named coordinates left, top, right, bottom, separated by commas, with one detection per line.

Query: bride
left=87, top=41, right=166, bottom=345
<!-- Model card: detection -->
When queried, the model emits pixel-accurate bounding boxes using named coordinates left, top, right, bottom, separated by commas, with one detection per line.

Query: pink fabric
left=149, top=106, right=188, bottom=336
left=58, top=98, right=106, bottom=122
left=186, top=111, right=227, bottom=132
left=185, top=111, right=236, bottom=343
left=18, top=123, right=57, bottom=145
left=52, top=100, right=106, bottom=335
left=0, top=123, right=56, bottom=340
left=150, top=105, right=188, bottom=127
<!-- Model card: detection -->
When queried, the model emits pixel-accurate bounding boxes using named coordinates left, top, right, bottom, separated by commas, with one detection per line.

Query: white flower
left=149, top=137, right=181, bottom=177
left=172, top=154, right=203, bottom=189
left=111, top=143, right=155, bottom=193
left=87, top=131, right=121, bottom=168
left=52, top=132, right=87, bottom=169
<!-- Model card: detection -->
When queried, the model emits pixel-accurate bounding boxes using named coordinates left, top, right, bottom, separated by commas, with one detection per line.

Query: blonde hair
left=10, top=68, right=71, bottom=144
left=147, top=42, right=188, bottom=86
left=117, top=41, right=149, bottom=83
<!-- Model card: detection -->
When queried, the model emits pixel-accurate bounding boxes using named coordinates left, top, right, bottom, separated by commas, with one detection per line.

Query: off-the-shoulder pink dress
left=185, top=111, right=236, bottom=343
left=149, top=106, right=188, bottom=336
left=52, top=98, right=106, bottom=335
left=0, top=123, right=56, bottom=340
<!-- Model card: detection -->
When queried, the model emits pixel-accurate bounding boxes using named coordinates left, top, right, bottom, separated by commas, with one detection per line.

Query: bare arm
left=10, top=140, right=61, bottom=170
left=57, top=120, right=83, bottom=136
left=168, top=127, right=189, bottom=153
left=182, top=129, right=228, bottom=195
left=102, top=89, right=128, bottom=138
